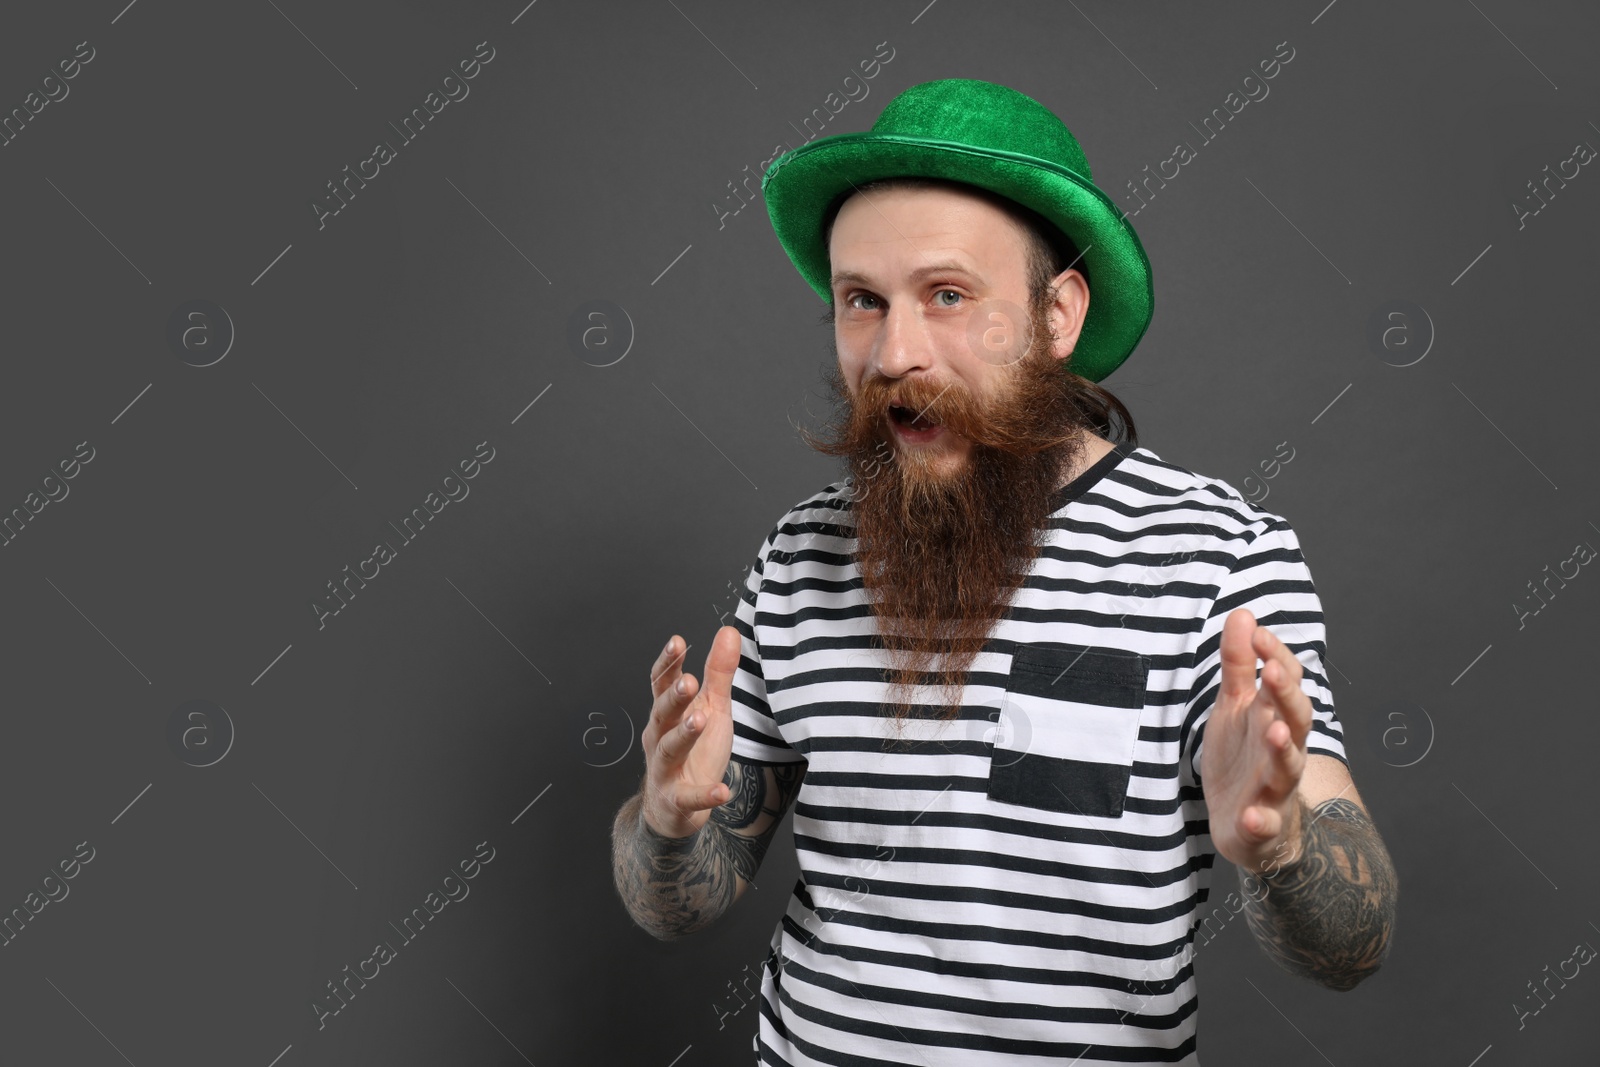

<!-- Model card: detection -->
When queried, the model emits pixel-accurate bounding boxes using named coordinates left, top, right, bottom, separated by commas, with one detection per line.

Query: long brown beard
left=802, top=292, right=1098, bottom=735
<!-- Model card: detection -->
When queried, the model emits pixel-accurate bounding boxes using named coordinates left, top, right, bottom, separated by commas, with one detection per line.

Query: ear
left=1047, top=268, right=1090, bottom=361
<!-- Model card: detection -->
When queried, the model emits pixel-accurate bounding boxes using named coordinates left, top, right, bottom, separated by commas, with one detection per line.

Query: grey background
left=0, top=0, right=1595, bottom=1064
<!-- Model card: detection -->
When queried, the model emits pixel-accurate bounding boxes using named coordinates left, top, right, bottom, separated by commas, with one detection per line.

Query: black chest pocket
left=987, top=643, right=1149, bottom=818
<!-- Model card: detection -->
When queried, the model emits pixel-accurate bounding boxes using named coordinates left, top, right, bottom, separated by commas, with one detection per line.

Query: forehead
left=828, top=184, right=1029, bottom=283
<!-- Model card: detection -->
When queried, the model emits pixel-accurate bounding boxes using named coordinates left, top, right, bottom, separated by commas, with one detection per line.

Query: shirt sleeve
left=1182, top=513, right=1347, bottom=787
left=727, top=524, right=806, bottom=766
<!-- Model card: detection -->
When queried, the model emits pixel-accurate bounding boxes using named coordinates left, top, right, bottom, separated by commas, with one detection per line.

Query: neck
left=1057, top=432, right=1116, bottom=491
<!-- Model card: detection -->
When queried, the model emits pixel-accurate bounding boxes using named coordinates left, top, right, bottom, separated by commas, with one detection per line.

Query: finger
left=698, top=625, right=743, bottom=716
left=1217, top=609, right=1261, bottom=705
left=654, top=701, right=709, bottom=769
left=649, top=668, right=698, bottom=736
left=650, top=724, right=731, bottom=813
left=1255, top=628, right=1302, bottom=692
left=1260, top=718, right=1305, bottom=800
left=1257, top=632, right=1313, bottom=747
left=650, top=636, right=691, bottom=699
left=648, top=635, right=695, bottom=736
left=642, top=772, right=724, bottom=828
left=695, top=776, right=731, bottom=810
left=1240, top=803, right=1282, bottom=844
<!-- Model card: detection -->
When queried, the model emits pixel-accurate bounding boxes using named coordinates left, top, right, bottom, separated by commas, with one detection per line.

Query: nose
left=872, top=299, right=934, bottom=380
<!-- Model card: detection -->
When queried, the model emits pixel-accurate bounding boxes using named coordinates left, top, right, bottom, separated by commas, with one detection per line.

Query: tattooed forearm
left=610, top=760, right=805, bottom=941
left=1241, top=797, right=1398, bottom=991
left=611, top=800, right=731, bottom=941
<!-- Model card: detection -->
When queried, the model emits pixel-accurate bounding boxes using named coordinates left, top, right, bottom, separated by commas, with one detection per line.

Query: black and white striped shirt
left=727, top=441, right=1347, bottom=1065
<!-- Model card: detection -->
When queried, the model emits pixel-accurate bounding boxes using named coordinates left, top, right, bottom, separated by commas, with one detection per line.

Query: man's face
left=808, top=181, right=1104, bottom=725
left=826, top=183, right=1090, bottom=485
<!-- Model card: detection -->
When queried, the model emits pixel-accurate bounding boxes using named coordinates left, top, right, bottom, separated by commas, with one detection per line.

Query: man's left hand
left=1199, top=608, right=1313, bottom=875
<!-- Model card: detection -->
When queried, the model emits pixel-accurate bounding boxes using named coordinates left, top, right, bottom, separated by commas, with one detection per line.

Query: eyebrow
left=830, top=260, right=985, bottom=291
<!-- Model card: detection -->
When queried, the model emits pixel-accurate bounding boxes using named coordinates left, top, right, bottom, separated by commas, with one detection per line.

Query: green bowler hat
left=761, top=77, right=1154, bottom=384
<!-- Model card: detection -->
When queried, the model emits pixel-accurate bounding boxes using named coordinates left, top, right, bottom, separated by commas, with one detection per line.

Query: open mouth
left=889, top=404, right=938, bottom=432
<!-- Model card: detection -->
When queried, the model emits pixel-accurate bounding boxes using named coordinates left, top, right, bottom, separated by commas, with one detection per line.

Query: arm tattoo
left=610, top=760, right=806, bottom=941
left=1241, top=796, right=1399, bottom=991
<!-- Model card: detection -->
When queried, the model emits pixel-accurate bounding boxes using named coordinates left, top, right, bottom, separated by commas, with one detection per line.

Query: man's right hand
left=639, top=625, right=742, bottom=839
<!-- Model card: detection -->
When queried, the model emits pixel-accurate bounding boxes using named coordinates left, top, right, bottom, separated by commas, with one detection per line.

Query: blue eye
left=846, top=292, right=880, bottom=311
left=935, top=290, right=963, bottom=306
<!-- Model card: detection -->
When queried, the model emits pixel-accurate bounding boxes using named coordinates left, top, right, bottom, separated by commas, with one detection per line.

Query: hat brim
left=762, top=132, right=1154, bottom=384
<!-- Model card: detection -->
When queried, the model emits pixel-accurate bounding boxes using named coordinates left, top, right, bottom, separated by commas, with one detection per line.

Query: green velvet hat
left=761, top=77, right=1153, bottom=383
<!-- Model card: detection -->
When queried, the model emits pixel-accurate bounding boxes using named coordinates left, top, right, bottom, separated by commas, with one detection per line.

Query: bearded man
left=613, top=78, right=1397, bottom=1066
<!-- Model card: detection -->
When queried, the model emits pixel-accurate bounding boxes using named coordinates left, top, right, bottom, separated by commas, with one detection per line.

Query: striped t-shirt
left=727, top=441, right=1347, bottom=1066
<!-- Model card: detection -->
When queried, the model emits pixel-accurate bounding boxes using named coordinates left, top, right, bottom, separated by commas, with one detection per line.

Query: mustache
left=851, top=358, right=1075, bottom=454
left=800, top=295, right=1088, bottom=460
left=873, top=375, right=964, bottom=431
